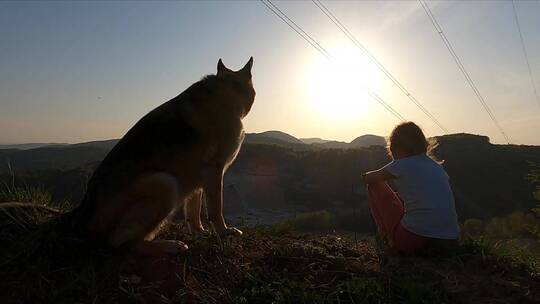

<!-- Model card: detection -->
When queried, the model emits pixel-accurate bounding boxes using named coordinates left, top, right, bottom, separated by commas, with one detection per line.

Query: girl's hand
left=362, top=168, right=395, bottom=184
left=361, top=172, right=368, bottom=184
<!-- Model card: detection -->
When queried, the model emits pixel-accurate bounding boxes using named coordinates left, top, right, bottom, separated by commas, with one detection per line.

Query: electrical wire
left=419, top=0, right=511, bottom=143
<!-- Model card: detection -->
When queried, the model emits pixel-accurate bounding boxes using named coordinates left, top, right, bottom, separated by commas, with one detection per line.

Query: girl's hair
left=387, top=122, right=438, bottom=159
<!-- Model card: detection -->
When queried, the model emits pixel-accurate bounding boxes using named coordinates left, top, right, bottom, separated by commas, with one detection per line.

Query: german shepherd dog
left=70, top=58, right=255, bottom=255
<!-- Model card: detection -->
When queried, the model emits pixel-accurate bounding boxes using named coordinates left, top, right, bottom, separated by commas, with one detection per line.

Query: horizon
left=2, top=1, right=540, bottom=145
left=0, top=130, right=506, bottom=147
left=0, top=129, right=383, bottom=145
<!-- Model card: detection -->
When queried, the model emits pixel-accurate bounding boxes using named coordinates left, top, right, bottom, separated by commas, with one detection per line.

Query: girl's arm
left=362, top=168, right=396, bottom=184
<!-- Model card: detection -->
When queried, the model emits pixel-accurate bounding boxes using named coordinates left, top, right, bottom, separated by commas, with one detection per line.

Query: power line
left=259, top=0, right=331, bottom=61
left=260, top=0, right=405, bottom=122
left=312, top=0, right=449, bottom=134
left=264, top=0, right=332, bottom=60
left=511, top=0, right=540, bottom=108
left=419, top=0, right=511, bottom=144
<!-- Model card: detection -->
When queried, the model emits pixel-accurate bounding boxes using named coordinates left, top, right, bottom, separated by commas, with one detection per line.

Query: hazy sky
left=1, top=1, right=539, bottom=145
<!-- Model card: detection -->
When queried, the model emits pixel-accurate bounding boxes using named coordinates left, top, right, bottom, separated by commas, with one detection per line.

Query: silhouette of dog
left=71, top=58, right=255, bottom=255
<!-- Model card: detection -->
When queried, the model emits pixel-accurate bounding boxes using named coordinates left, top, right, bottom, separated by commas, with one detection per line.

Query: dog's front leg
left=202, top=166, right=242, bottom=236
left=184, top=188, right=207, bottom=234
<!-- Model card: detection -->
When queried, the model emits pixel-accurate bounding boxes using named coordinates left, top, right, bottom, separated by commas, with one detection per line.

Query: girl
left=362, top=122, right=459, bottom=255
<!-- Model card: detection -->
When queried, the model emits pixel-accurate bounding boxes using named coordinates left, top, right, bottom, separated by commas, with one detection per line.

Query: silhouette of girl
left=362, top=122, right=459, bottom=255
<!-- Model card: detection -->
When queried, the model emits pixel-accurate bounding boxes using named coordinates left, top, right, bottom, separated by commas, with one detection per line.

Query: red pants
left=367, top=182, right=430, bottom=255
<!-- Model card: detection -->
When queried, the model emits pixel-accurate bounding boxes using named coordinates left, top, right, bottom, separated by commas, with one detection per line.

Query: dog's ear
left=239, top=56, right=253, bottom=78
left=217, top=58, right=232, bottom=76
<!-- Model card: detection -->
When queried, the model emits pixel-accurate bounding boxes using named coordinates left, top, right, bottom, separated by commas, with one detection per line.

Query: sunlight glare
left=305, top=44, right=382, bottom=120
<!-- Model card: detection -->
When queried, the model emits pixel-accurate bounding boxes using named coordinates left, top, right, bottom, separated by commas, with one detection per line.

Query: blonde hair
left=387, top=122, right=439, bottom=160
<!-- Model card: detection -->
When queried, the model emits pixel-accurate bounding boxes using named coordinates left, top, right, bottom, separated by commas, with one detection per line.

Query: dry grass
left=0, top=205, right=539, bottom=304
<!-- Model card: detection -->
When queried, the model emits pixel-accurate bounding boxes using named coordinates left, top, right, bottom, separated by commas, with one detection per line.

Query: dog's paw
left=219, top=227, right=243, bottom=237
left=187, top=224, right=209, bottom=235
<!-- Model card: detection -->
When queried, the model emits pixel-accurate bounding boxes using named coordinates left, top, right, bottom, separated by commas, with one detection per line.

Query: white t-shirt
left=383, top=154, right=460, bottom=239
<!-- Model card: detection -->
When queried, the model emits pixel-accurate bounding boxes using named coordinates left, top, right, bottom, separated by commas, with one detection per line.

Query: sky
left=1, top=0, right=539, bottom=145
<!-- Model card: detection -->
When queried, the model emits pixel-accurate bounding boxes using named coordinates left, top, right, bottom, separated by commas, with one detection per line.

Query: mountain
left=311, top=140, right=350, bottom=149
left=0, top=132, right=386, bottom=174
left=307, top=135, right=385, bottom=150
left=0, top=132, right=313, bottom=174
left=0, top=145, right=108, bottom=173
left=244, top=131, right=309, bottom=151
left=70, top=139, right=119, bottom=151
left=3, top=131, right=540, bottom=221
left=350, top=134, right=386, bottom=148
left=0, top=143, right=68, bottom=150
left=432, top=133, right=540, bottom=217
left=3, top=132, right=539, bottom=222
left=0, top=139, right=121, bottom=173
left=300, top=138, right=330, bottom=144
left=257, top=131, right=305, bottom=145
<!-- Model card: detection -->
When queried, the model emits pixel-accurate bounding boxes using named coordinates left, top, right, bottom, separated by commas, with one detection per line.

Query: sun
left=304, top=44, right=382, bottom=120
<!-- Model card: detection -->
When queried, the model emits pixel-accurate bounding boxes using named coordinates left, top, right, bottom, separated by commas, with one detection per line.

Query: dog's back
left=74, top=89, right=199, bottom=223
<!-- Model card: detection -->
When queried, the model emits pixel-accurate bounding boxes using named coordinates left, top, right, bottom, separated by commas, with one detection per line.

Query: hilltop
left=254, top=130, right=306, bottom=145
left=351, top=134, right=387, bottom=148
left=0, top=205, right=538, bottom=304
left=243, top=131, right=387, bottom=151
left=308, top=135, right=387, bottom=150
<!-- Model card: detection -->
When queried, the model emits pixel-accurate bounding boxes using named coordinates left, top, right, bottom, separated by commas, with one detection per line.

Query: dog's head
left=216, top=57, right=255, bottom=118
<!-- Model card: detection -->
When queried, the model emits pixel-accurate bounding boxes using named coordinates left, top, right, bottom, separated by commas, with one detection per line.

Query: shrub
left=289, top=210, right=335, bottom=232
left=462, top=218, right=484, bottom=237
left=484, top=217, right=507, bottom=238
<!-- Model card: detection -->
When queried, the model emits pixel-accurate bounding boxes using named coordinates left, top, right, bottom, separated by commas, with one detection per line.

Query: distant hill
left=0, top=143, right=67, bottom=150
left=256, top=131, right=306, bottom=144
left=244, top=131, right=309, bottom=151
left=350, top=134, right=386, bottom=148
left=0, top=146, right=108, bottom=173
left=0, top=139, right=120, bottom=173
left=245, top=131, right=386, bottom=150
left=69, top=139, right=119, bottom=151
left=0, top=132, right=313, bottom=173
left=432, top=133, right=540, bottom=218
left=311, top=140, right=350, bottom=149
left=0, top=133, right=386, bottom=173
left=308, top=134, right=385, bottom=150
left=3, top=131, right=540, bottom=221
left=300, top=138, right=329, bottom=144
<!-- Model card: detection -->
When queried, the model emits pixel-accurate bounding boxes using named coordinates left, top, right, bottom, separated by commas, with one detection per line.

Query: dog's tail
left=0, top=180, right=98, bottom=246
left=0, top=202, right=62, bottom=213
left=0, top=191, right=97, bottom=267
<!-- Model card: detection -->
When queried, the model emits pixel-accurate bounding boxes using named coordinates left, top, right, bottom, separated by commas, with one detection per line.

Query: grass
left=0, top=208, right=539, bottom=304
left=460, top=236, right=540, bottom=278
left=270, top=210, right=335, bottom=234
left=0, top=184, right=539, bottom=303
left=0, top=180, right=53, bottom=206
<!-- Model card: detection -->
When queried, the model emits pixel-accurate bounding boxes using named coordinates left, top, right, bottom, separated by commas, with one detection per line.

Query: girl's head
left=388, top=122, right=436, bottom=159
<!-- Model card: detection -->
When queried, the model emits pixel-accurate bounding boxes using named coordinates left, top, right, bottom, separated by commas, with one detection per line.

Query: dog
left=70, top=57, right=255, bottom=255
